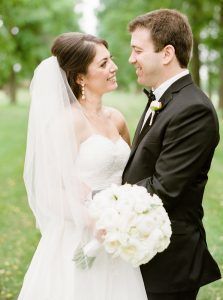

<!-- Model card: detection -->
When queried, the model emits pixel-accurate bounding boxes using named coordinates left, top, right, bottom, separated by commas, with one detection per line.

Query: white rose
left=104, top=232, right=123, bottom=254
left=95, top=208, right=119, bottom=230
left=134, top=197, right=150, bottom=214
left=151, top=194, right=163, bottom=206
left=156, top=236, right=171, bottom=252
left=161, top=220, right=172, bottom=238
left=119, top=238, right=141, bottom=261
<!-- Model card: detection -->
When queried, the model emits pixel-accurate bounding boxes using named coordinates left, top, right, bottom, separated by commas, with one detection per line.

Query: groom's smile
left=135, top=66, right=143, bottom=80
left=135, top=66, right=142, bottom=74
left=129, top=27, right=163, bottom=88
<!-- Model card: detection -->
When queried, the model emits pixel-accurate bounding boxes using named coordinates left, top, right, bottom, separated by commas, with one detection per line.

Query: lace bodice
left=75, top=134, right=130, bottom=190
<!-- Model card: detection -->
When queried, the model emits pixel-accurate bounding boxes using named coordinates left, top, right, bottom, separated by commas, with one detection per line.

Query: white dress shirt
left=141, top=69, right=189, bottom=130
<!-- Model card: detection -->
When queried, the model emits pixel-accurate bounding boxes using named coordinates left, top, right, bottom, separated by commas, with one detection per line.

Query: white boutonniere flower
left=150, top=100, right=162, bottom=111
left=149, top=100, right=162, bottom=126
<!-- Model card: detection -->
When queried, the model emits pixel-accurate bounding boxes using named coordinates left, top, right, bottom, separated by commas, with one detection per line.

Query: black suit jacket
left=122, top=74, right=221, bottom=293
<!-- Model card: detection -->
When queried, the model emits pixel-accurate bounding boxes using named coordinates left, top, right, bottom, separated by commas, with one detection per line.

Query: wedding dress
left=18, top=57, right=147, bottom=300
left=18, top=134, right=147, bottom=300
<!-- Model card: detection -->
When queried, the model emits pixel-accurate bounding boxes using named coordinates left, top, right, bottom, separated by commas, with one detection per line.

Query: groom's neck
left=153, top=65, right=186, bottom=90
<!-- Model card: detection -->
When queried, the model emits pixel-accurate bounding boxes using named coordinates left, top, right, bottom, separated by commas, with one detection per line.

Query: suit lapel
left=124, top=74, right=193, bottom=174
left=131, top=89, right=153, bottom=148
left=138, top=92, right=172, bottom=142
left=129, top=90, right=172, bottom=161
left=131, top=101, right=150, bottom=148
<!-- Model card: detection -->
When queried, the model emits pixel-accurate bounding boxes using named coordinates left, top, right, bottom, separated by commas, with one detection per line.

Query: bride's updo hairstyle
left=51, top=32, right=108, bottom=99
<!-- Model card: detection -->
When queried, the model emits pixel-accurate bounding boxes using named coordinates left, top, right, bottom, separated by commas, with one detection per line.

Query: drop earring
left=81, top=83, right=86, bottom=100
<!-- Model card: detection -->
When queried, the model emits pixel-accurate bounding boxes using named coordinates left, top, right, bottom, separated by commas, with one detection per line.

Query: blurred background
left=0, top=0, right=222, bottom=299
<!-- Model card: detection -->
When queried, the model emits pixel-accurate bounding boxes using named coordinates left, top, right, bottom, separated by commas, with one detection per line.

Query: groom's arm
left=136, top=103, right=219, bottom=211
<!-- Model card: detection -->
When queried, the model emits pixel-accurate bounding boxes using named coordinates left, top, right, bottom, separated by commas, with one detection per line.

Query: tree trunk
left=9, top=70, right=16, bottom=104
left=191, top=37, right=200, bottom=87
left=207, top=70, right=212, bottom=100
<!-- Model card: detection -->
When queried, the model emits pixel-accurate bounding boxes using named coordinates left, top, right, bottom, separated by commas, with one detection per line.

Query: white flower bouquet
left=73, top=184, right=172, bottom=269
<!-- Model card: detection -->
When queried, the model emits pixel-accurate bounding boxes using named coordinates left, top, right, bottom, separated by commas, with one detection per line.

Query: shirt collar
left=153, top=69, right=189, bottom=101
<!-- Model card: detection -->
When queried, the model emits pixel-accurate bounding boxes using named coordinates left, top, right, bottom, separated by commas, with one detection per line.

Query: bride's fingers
left=94, top=229, right=107, bottom=242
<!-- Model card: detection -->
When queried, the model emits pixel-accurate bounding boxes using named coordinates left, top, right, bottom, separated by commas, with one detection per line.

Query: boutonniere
left=149, top=100, right=162, bottom=126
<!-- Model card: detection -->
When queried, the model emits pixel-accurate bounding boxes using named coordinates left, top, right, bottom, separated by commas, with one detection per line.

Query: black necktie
left=141, top=89, right=156, bottom=128
left=144, top=89, right=156, bottom=103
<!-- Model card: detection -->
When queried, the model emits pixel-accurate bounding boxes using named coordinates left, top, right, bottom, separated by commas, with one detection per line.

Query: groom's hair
left=128, top=9, right=193, bottom=68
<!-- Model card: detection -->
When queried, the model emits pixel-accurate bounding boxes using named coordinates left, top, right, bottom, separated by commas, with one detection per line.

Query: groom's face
left=129, top=27, right=163, bottom=89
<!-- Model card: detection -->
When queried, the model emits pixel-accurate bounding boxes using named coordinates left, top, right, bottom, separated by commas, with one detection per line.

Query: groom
left=122, top=9, right=221, bottom=300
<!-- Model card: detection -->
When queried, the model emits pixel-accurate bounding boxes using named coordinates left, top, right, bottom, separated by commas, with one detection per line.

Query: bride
left=18, top=32, right=147, bottom=300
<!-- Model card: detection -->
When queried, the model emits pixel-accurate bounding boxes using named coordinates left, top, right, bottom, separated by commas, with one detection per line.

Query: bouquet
left=73, top=184, right=172, bottom=269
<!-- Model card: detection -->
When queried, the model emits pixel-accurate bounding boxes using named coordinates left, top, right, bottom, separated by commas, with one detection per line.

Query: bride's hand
left=94, top=228, right=107, bottom=243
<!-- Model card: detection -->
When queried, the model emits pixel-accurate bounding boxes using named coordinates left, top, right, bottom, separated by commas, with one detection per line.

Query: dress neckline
left=80, top=134, right=130, bottom=148
left=81, top=134, right=121, bottom=145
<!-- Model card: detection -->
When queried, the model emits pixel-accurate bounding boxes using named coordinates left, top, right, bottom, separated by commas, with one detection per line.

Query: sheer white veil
left=24, top=56, right=88, bottom=236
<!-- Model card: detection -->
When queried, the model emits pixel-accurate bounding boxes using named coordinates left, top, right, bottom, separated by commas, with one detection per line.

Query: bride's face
left=83, top=44, right=118, bottom=97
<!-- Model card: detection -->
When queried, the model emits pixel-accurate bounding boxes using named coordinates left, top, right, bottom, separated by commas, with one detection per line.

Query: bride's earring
left=81, top=83, right=86, bottom=100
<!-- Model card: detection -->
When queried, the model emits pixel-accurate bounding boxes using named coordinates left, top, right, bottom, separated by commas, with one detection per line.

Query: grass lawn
left=0, top=90, right=222, bottom=299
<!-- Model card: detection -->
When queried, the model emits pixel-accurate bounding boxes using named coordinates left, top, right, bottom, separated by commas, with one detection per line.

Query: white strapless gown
left=18, top=134, right=148, bottom=300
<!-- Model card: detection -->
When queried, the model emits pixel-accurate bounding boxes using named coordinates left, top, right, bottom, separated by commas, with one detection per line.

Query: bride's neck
left=79, top=95, right=103, bottom=115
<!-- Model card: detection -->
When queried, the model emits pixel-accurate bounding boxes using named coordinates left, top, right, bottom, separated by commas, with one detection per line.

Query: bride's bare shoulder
left=104, top=106, right=131, bottom=146
left=104, top=106, right=126, bottom=127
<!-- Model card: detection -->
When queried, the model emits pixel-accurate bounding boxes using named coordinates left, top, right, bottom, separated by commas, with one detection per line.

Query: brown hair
left=128, top=9, right=193, bottom=68
left=51, top=32, right=108, bottom=98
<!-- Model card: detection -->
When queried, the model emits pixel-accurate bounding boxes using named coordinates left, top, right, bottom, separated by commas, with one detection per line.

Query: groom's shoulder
left=165, top=84, right=218, bottom=127
left=175, top=82, right=215, bottom=112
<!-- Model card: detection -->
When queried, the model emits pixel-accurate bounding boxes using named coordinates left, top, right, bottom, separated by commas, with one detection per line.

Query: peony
left=73, top=184, right=172, bottom=269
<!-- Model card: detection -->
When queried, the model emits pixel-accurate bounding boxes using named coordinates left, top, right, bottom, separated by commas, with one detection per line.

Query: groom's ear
left=162, top=44, right=175, bottom=65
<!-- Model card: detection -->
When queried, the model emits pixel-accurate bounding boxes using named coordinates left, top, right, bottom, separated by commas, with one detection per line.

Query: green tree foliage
left=0, top=0, right=80, bottom=103
left=218, top=0, right=223, bottom=111
left=98, top=0, right=223, bottom=106
left=97, top=0, right=160, bottom=90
